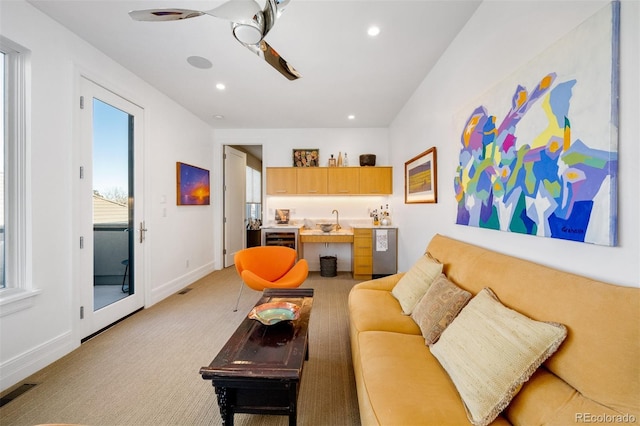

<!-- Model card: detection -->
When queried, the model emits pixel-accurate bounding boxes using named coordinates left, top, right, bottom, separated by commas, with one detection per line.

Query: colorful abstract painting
left=177, top=162, right=210, bottom=205
left=454, top=2, right=619, bottom=246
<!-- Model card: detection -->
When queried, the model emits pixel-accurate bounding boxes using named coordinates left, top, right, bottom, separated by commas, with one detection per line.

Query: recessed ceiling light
left=367, top=26, right=380, bottom=37
left=186, top=55, right=212, bottom=69
left=348, top=115, right=356, bottom=120
left=216, top=83, right=226, bottom=91
left=213, top=115, right=224, bottom=120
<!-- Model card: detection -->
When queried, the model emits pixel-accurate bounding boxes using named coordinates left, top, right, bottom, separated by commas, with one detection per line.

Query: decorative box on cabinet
left=266, top=168, right=296, bottom=195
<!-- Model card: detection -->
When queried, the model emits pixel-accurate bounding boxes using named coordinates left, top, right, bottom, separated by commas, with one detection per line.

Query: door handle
left=139, top=221, right=148, bottom=243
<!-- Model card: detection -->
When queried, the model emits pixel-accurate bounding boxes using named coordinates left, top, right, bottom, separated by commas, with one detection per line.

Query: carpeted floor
left=0, top=268, right=361, bottom=425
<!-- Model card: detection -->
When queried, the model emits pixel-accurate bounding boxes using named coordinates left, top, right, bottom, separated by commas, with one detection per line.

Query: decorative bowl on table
left=248, top=302, right=301, bottom=325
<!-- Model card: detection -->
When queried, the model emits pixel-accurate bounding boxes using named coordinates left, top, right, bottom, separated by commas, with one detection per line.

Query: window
left=246, top=166, right=261, bottom=223
left=0, top=36, right=37, bottom=315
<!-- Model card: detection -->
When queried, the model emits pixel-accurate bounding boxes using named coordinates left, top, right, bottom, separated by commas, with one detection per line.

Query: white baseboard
left=0, top=331, right=76, bottom=392
left=1, top=263, right=217, bottom=393
left=148, top=261, right=216, bottom=306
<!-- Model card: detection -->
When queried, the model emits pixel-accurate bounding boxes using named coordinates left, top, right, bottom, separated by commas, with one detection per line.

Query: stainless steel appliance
left=372, top=228, right=397, bottom=278
left=261, top=226, right=300, bottom=254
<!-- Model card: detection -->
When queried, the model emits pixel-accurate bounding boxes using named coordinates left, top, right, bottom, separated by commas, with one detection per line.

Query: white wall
left=0, top=0, right=215, bottom=391
left=390, top=0, right=639, bottom=288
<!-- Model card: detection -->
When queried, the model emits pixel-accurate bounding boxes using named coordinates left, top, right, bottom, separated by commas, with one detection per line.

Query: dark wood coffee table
left=200, top=288, right=314, bottom=426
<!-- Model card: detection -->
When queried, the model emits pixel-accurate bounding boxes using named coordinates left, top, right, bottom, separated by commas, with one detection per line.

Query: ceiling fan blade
left=272, top=0, right=292, bottom=19
left=128, top=9, right=205, bottom=22
left=245, top=41, right=301, bottom=80
left=207, top=0, right=262, bottom=23
left=129, top=1, right=300, bottom=80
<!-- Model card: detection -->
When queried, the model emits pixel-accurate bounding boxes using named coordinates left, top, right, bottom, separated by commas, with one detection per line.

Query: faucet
left=332, top=209, right=341, bottom=230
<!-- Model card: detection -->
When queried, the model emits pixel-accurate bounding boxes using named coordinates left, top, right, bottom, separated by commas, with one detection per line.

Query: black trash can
left=319, top=255, right=337, bottom=277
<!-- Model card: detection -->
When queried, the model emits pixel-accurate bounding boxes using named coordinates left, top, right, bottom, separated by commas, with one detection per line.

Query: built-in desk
left=298, top=229, right=354, bottom=261
left=299, top=227, right=396, bottom=278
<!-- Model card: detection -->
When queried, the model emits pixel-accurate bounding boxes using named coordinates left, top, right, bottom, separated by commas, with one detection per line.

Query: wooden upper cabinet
left=266, top=167, right=297, bottom=195
left=327, top=168, right=360, bottom=194
left=359, top=167, right=392, bottom=194
left=266, top=166, right=392, bottom=195
left=296, top=168, right=327, bottom=194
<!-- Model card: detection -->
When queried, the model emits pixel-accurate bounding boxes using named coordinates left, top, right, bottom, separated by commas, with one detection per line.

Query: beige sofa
left=348, top=234, right=639, bottom=425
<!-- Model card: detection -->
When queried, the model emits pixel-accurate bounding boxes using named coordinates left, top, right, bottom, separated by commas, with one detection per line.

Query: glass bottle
left=328, top=154, right=337, bottom=167
left=337, top=151, right=343, bottom=167
left=344, top=152, right=349, bottom=166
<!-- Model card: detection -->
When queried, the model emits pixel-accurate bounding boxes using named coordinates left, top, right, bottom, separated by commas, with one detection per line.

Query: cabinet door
left=327, top=168, right=360, bottom=194
left=296, top=168, right=327, bottom=194
left=360, top=167, right=392, bottom=194
left=352, top=228, right=373, bottom=280
left=266, top=168, right=297, bottom=195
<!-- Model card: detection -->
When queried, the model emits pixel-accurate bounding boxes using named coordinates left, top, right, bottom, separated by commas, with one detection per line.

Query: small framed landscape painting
left=293, top=149, right=319, bottom=167
left=405, top=147, right=437, bottom=204
left=176, top=162, right=210, bottom=205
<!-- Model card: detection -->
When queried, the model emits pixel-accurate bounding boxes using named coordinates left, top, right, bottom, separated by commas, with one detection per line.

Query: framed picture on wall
left=405, top=147, right=437, bottom=204
left=176, top=162, right=210, bottom=205
left=293, top=149, right=319, bottom=167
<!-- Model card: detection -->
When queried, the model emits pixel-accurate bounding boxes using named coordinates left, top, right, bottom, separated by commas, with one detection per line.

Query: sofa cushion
left=391, top=254, right=443, bottom=315
left=411, top=274, right=472, bottom=345
left=348, top=288, right=421, bottom=335
left=430, top=288, right=567, bottom=426
left=504, top=367, right=625, bottom=425
left=357, top=330, right=494, bottom=425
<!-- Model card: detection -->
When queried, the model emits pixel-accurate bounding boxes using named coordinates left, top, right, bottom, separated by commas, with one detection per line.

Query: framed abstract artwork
left=453, top=2, right=619, bottom=246
left=405, top=147, right=437, bottom=204
left=176, top=162, right=210, bottom=205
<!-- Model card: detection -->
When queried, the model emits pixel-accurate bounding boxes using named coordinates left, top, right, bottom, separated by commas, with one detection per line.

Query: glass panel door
left=92, top=99, right=132, bottom=310
left=79, top=77, right=144, bottom=340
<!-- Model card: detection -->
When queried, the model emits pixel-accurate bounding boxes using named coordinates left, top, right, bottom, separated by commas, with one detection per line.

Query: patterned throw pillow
left=430, top=288, right=567, bottom=426
left=411, top=274, right=471, bottom=345
left=391, top=254, right=443, bottom=315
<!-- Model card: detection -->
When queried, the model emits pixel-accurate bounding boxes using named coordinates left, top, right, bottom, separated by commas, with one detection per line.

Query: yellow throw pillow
left=411, top=274, right=472, bottom=345
left=391, top=254, right=443, bottom=315
left=430, top=288, right=567, bottom=426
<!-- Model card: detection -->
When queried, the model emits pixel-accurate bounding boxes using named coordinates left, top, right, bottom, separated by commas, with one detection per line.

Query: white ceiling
left=27, top=0, right=481, bottom=129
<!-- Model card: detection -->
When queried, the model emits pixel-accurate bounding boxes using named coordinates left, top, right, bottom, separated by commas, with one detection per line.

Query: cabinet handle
left=307, top=190, right=318, bottom=193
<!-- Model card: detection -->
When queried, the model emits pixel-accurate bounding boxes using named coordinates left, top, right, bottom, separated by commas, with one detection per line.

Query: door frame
left=74, top=73, right=147, bottom=342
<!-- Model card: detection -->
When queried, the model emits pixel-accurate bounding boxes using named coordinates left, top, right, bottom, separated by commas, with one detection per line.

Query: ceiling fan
left=129, top=0, right=301, bottom=80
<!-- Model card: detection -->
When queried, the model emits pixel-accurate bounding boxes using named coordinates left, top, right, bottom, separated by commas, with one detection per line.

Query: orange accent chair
left=233, top=246, right=309, bottom=311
